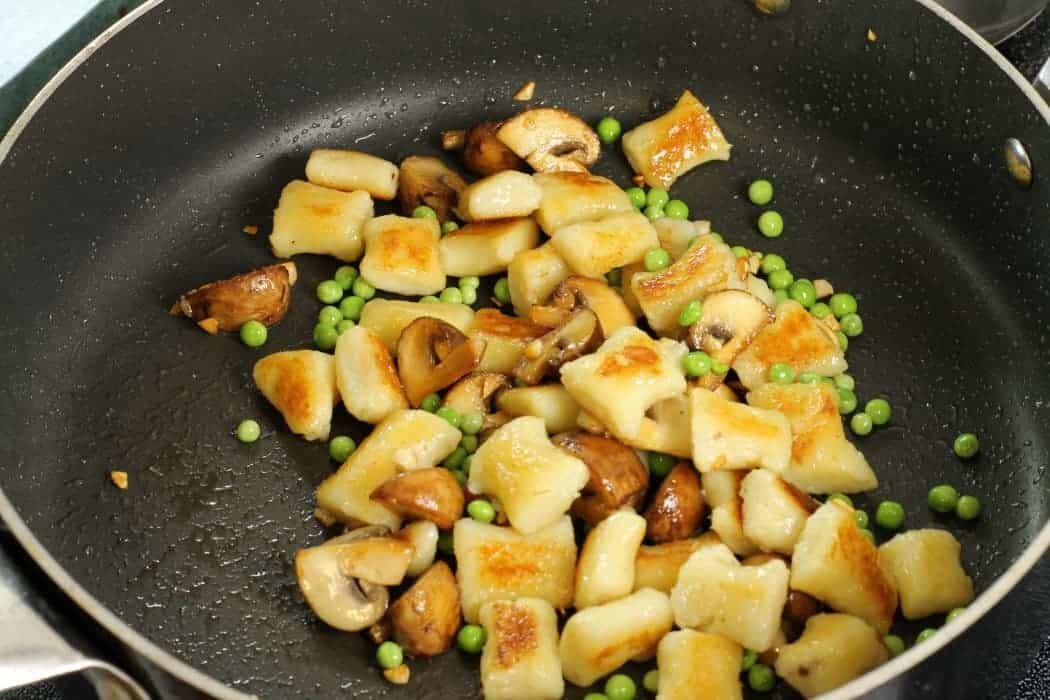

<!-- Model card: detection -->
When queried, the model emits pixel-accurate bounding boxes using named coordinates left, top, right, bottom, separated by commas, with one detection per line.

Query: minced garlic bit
left=109, top=470, right=129, bottom=490
left=197, top=317, right=220, bottom=335
left=242, top=224, right=259, bottom=235
left=383, top=664, right=410, bottom=685
left=631, top=173, right=646, bottom=187
left=867, top=29, right=877, bottom=42
left=513, top=81, right=537, bottom=101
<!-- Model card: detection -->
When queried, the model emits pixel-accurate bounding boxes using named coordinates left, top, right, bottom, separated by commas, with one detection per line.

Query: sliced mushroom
left=442, top=372, right=511, bottom=431
left=170, top=262, right=297, bottom=332
left=337, top=536, right=415, bottom=586
left=497, top=108, right=601, bottom=173
left=643, top=462, right=704, bottom=543
left=371, top=468, right=465, bottom=530
left=513, top=308, right=603, bottom=386
left=295, top=530, right=391, bottom=632
left=396, top=317, right=487, bottom=406
left=686, top=290, right=773, bottom=388
left=529, top=276, right=636, bottom=336
left=553, top=430, right=649, bottom=526
left=388, top=561, right=462, bottom=656
left=460, top=121, right=529, bottom=176
left=398, top=156, right=468, bottom=221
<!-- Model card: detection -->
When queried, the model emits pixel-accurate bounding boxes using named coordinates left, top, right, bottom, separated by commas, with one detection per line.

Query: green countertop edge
left=0, top=0, right=148, bottom=138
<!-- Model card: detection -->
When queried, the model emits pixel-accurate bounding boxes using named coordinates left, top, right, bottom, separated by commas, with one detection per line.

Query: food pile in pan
left=172, top=89, right=978, bottom=699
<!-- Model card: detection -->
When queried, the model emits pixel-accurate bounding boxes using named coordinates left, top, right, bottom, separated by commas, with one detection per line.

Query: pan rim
left=0, top=1, right=1047, bottom=698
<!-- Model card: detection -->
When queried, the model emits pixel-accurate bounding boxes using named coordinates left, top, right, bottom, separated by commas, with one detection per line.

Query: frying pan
left=2, top=0, right=1050, bottom=698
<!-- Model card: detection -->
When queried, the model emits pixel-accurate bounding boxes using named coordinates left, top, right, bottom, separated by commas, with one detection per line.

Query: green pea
left=834, top=373, right=855, bottom=391
left=827, top=492, right=853, bottom=507
left=840, top=312, right=864, bottom=337
left=810, top=302, right=832, bottom=319
left=837, top=331, right=849, bottom=352
left=860, top=528, right=876, bottom=544
left=351, top=277, right=376, bottom=300
left=774, top=288, right=789, bottom=304
left=336, top=319, right=355, bottom=335
left=412, top=205, right=438, bottom=219
left=956, top=495, right=981, bottom=520
left=462, top=455, right=474, bottom=476
left=334, top=265, right=359, bottom=290
left=329, top=436, right=356, bottom=462
left=420, top=393, right=441, bottom=413
left=606, top=268, right=623, bottom=286
left=468, top=499, right=496, bottom=523
left=864, top=398, right=891, bottom=425
left=708, top=232, right=724, bottom=243
left=646, top=188, right=670, bottom=208
left=748, top=179, right=775, bottom=205
left=761, top=253, right=786, bottom=275
left=928, top=484, right=960, bottom=513
left=850, top=412, right=873, bottom=436
left=460, top=435, right=479, bottom=453
left=741, top=649, right=759, bottom=672
left=420, top=295, right=439, bottom=304
left=757, top=210, right=784, bottom=238
left=788, top=279, right=816, bottom=308
left=829, top=292, right=858, bottom=318
left=678, top=300, right=703, bottom=327
left=339, top=295, right=366, bottom=321
left=461, top=412, right=484, bottom=435
left=884, top=634, right=906, bottom=657
left=376, top=641, right=403, bottom=669
left=316, top=279, right=344, bottom=304
left=747, top=663, right=776, bottom=692
left=767, top=269, right=794, bottom=290
left=596, top=116, right=623, bottom=144
left=313, top=323, right=339, bottom=351
left=643, top=669, right=660, bottom=693
left=583, top=695, right=609, bottom=700
left=875, top=501, right=905, bottom=530
left=436, top=406, right=461, bottom=428
left=854, top=509, right=869, bottom=528
left=953, top=432, right=980, bottom=459
left=731, top=245, right=751, bottom=259
left=318, top=305, right=342, bottom=326
left=644, top=248, right=671, bottom=272
left=916, top=628, right=937, bottom=644
left=494, top=278, right=512, bottom=304
left=440, top=287, right=464, bottom=304
left=604, top=674, right=636, bottom=700
left=437, top=531, right=454, bottom=555
left=644, top=204, right=665, bottom=220
left=682, top=351, right=712, bottom=378
left=461, top=286, right=478, bottom=306
left=711, top=359, right=729, bottom=375
left=625, top=187, right=647, bottom=209
left=459, top=276, right=481, bottom=290
left=664, top=199, right=690, bottom=220
left=946, top=607, right=966, bottom=623
left=443, top=446, right=468, bottom=470
left=235, top=419, right=261, bottom=443
left=768, top=363, right=795, bottom=384
left=239, top=320, right=268, bottom=348
left=441, top=220, right=460, bottom=235
left=797, top=371, right=821, bottom=384
left=457, top=624, right=486, bottom=654
left=837, top=387, right=858, bottom=414
left=649, top=452, right=676, bottom=477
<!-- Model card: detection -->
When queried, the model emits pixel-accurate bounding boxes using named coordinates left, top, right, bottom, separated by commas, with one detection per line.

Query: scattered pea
left=850, top=412, right=873, bottom=436
left=875, top=501, right=905, bottom=530
left=583, top=695, right=609, bottom=700
left=953, top=432, right=980, bottom=459
left=467, top=499, right=496, bottom=523
left=351, top=277, right=376, bottom=300
left=747, top=663, right=776, bottom=692
left=664, top=199, right=689, bottom=220
left=646, top=188, right=670, bottom=209
left=457, top=624, right=486, bottom=654
left=235, top=419, right=261, bottom=443
left=865, top=398, right=891, bottom=425
left=644, top=204, right=665, bottom=220
left=761, top=253, right=786, bottom=275
left=318, top=305, right=342, bottom=326
left=313, top=323, right=339, bottom=351
left=336, top=319, right=355, bottom=335
left=946, top=607, right=967, bottom=624
left=884, top=634, right=906, bottom=657
left=340, top=295, right=366, bottom=321
left=412, top=205, right=438, bottom=219
left=834, top=373, right=855, bottom=391
left=461, top=412, right=485, bottom=435
left=239, top=320, right=267, bottom=348
left=731, top=245, right=751, bottom=259
left=443, top=446, right=468, bottom=470
left=462, top=454, right=474, bottom=476
left=604, top=674, right=636, bottom=700
left=829, top=292, right=858, bottom=318
left=649, top=452, right=676, bottom=478
left=827, top=493, right=854, bottom=507
left=461, top=286, right=478, bottom=305
left=494, top=278, right=512, bottom=304
left=441, top=220, right=460, bottom=235
left=837, top=387, right=858, bottom=414
left=860, top=528, right=876, bottom=544
left=768, top=363, right=795, bottom=384
left=678, top=300, right=703, bottom=327
left=773, top=288, right=789, bottom=303
left=606, top=268, right=623, bottom=286
left=767, top=269, right=794, bottom=290
left=840, top=312, right=864, bottom=337
left=460, top=435, right=479, bottom=453
left=741, top=649, right=759, bottom=672
left=644, top=248, right=671, bottom=272
left=810, top=301, right=832, bottom=319
left=376, top=641, right=403, bottom=669
left=789, top=279, right=816, bottom=308
left=928, top=484, right=960, bottom=513
left=708, top=232, right=724, bottom=243
left=915, top=628, right=937, bottom=644
left=459, top=276, right=481, bottom=290
left=643, top=670, right=660, bottom=693
left=625, top=187, right=647, bottom=209
left=854, top=509, right=870, bottom=529
left=711, top=359, right=729, bottom=375
left=436, top=406, right=461, bottom=428
left=596, top=116, right=623, bottom=144
left=329, top=436, right=356, bottom=462
left=420, top=393, right=441, bottom=413
left=334, top=265, right=359, bottom=290
left=682, top=351, right=713, bottom=378
left=757, top=210, right=784, bottom=238
left=836, top=330, right=849, bottom=352
left=748, top=179, right=775, bottom=206
left=956, top=495, right=982, bottom=520
left=798, top=371, right=822, bottom=384
left=440, top=287, right=464, bottom=304
left=316, top=279, right=344, bottom=304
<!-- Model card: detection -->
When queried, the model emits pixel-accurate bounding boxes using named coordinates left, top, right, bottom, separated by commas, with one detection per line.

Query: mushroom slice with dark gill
left=686, top=289, right=772, bottom=387
left=497, top=108, right=600, bottom=173
left=455, top=121, right=528, bottom=176
left=371, top=467, right=465, bottom=530
left=643, top=462, right=704, bottom=543
left=529, top=275, right=635, bottom=336
left=442, top=372, right=511, bottom=431
left=553, top=430, right=649, bottom=526
left=513, top=308, right=603, bottom=386
left=396, top=317, right=486, bottom=406
left=170, top=262, right=297, bottom=332
left=294, top=525, right=392, bottom=632
left=397, top=155, right=468, bottom=221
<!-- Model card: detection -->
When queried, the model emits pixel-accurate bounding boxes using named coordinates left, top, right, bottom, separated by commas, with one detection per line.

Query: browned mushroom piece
left=513, top=309, right=603, bottom=386
left=643, top=462, right=705, bottom=543
left=528, top=276, right=636, bottom=336
left=497, top=108, right=601, bottom=173
left=387, top=561, right=462, bottom=657
left=456, top=121, right=528, bottom=176
left=784, top=589, right=823, bottom=629
left=170, top=262, right=297, bottom=332
left=442, top=372, right=511, bottom=431
left=686, top=289, right=772, bottom=388
left=371, top=468, right=465, bottom=530
left=440, top=129, right=466, bottom=151
left=553, top=430, right=649, bottom=526
left=397, top=156, right=468, bottom=221
left=396, top=317, right=486, bottom=406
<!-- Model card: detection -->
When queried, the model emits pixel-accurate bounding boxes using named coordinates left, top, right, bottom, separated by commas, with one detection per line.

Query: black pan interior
left=2, top=0, right=1050, bottom=697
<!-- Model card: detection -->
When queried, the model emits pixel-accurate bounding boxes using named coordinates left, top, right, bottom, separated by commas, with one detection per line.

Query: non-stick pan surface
left=2, top=0, right=1050, bottom=697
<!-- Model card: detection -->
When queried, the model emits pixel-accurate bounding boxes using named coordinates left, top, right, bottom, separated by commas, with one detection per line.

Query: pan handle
left=1035, top=57, right=1050, bottom=104
left=0, top=556, right=151, bottom=700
